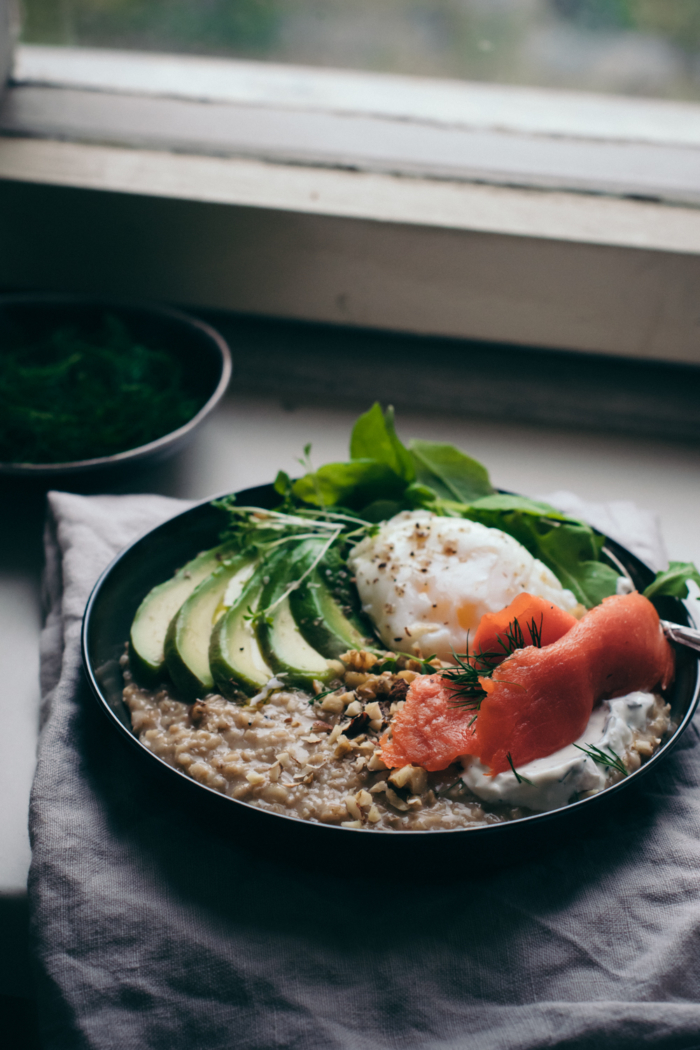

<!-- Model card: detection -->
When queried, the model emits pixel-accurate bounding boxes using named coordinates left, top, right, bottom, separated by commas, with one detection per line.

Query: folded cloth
left=30, top=490, right=700, bottom=1050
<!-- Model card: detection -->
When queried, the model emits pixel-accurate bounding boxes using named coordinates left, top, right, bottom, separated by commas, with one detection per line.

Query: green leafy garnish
left=350, top=403, right=415, bottom=483
left=574, top=743, right=628, bottom=777
left=409, top=439, right=493, bottom=502
left=0, top=315, right=204, bottom=464
left=292, top=459, right=407, bottom=512
left=506, top=752, right=533, bottom=785
left=285, top=402, right=620, bottom=609
left=644, top=561, right=700, bottom=600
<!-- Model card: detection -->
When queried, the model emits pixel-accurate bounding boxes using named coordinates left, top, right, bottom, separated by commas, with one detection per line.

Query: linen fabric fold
left=29, top=490, right=700, bottom=1050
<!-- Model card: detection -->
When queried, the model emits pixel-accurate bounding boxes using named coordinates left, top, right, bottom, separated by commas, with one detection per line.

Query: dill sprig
left=441, top=613, right=544, bottom=710
left=574, top=743, right=628, bottom=777
left=495, top=614, right=543, bottom=655
left=440, top=644, right=493, bottom=710
left=506, top=752, right=533, bottom=785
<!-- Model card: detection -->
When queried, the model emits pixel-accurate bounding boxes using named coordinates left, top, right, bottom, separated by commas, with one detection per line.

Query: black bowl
left=0, top=293, right=232, bottom=477
left=82, top=486, right=700, bottom=872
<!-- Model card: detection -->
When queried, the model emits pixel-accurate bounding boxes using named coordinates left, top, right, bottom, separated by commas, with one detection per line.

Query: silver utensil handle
left=661, top=621, right=700, bottom=653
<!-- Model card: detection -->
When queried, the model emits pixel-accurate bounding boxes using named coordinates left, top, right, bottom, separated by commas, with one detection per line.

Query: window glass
left=19, top=0, right=700, bottom=102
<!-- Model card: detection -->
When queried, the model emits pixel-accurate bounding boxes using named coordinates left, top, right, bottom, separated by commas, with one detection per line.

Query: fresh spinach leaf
left=409, top=439, right=494, bottom=502
left=350, top=403, right=415, bottom=483
left=273, top=470, right=292, bottom=498
left=359, top=499, right=406, bottom=523
left=292, top=459, right=406, bottom=510
left=465, top=494, right=573, bottom=520
left=644, top=561, right=700, bottom=600
left=286, top=405, right=622, bottom=608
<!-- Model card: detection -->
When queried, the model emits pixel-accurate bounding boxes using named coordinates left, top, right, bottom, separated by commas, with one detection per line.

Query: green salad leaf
left=292, top=459, right=406, bottom=511
left=286, top=402, right=620, bottom=607
left=644, top=562, right=700, bottom=600
left=409, top=439, right=494, bottom=502
left=293, top=403, right=412, bottom=511
left=350, top=403, right=415, bottom=482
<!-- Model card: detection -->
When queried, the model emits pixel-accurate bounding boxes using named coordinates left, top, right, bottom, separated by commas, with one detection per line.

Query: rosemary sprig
left=574, top=743, right=628, bottom=777
left=506, top=752, right=533, bottom=785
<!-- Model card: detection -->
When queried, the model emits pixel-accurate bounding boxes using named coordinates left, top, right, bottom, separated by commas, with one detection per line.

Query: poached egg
left=348, top=510, right=578, bottom=661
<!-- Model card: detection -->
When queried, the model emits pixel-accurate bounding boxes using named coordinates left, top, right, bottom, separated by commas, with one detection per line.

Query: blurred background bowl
left=0, top=294, right=232, bottom=478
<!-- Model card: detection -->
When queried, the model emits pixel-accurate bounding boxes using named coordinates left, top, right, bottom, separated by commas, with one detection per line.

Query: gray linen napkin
left=30, top=490, right=700, bottom=1050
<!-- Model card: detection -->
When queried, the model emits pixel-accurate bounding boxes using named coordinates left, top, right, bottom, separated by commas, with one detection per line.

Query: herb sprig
left=506, top=752, right=533, bottom=785
left=214, top=502, right=373, bottom=628
left=441, top=614, right=544, bottom=711
left=574, top=743, right=628, bottom=777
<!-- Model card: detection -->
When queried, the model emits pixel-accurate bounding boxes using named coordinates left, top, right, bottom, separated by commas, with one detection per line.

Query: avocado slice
left=257, top=544, right=336, bottom=689
left=290, top=562, right=376, bottom=659
left=209, top=560, right=276, bottom=701
left=164, top=553, right=258, bottom=701
left=129, top=541, right=238, bottom=685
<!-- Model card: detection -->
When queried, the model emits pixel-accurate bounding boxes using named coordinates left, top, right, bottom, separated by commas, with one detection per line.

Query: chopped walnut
left=320, top=693, right=345, bottom=714
left=342, top=712, right=371, bottom=739
left=334, top=735, right=353, bottom=758
left=389, top=764, right=428, bottom=795
left=388, top=678, right=410, bottom=703
left=385, top=786, right=409, bottom=811
left=340, top=649, right=379, bottom=672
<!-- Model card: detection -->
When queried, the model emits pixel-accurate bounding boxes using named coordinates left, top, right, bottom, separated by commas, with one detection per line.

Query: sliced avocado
left=290, top=542, right=377, bottom=657
left=290, top=567, right=376, bottom=659
left=129, top=541, right=239, bottom=685
left=257, top=544, right=336, bottom=689
left=164, top=554, right=257, bottom=701
left=209, top=560, right=276, bottom=701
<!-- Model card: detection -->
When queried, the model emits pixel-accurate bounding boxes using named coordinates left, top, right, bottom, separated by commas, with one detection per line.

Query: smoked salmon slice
left=469, top=592, right=578, bottom=666
left=380, top=592, right=674, bottom=775
left=380, top=673, right=479, bottom=773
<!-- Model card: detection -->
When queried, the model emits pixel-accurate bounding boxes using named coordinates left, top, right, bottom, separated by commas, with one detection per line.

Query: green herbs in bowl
left=0, top=297, right=232, bottom=475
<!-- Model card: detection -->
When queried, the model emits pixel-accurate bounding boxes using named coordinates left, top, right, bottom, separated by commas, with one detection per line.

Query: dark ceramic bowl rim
left=0, top=294, right=232, bottom=476
left=81, top=487, right=700, bottom=844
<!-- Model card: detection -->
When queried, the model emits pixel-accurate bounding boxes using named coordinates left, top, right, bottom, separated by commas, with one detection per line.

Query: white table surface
left=3, top=391, right=700, bottom=995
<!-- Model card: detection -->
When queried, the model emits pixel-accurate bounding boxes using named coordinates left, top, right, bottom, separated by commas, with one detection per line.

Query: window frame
left=2, top=44, right=700, bottom=365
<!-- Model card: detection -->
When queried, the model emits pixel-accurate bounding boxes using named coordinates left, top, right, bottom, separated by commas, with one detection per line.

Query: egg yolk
left=457, top=602, right=480, bottom=631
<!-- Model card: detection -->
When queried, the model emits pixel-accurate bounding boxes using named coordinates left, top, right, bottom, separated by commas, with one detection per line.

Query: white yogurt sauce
left=461, top=691, right=657, bottom=812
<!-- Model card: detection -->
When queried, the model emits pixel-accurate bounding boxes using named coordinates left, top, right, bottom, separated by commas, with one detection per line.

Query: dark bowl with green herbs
left=0, top=295, right=232, bottom=476
left=82, top=484, right=700, bottom=873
